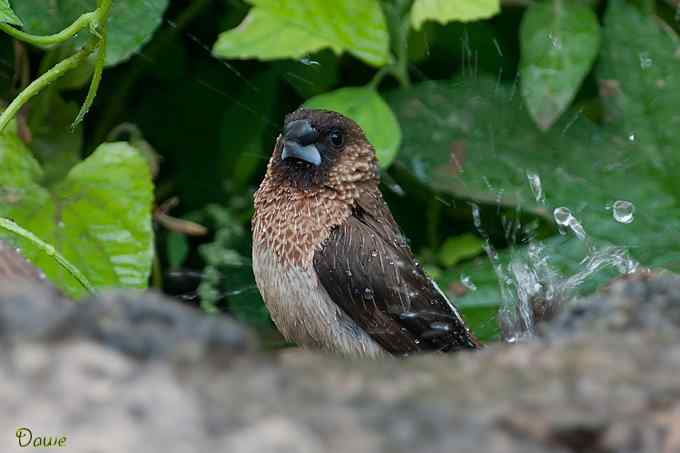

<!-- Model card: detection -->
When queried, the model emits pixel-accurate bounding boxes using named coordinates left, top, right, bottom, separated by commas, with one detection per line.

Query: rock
left=0, top=280, right=72, bottom=341
left=73, top=291, right=256, bottom=361
left=1, top=273, right=680, bottom=453
left=545, top=271, right=680, bottom=338
left=0, top=282, right=255, bottom=362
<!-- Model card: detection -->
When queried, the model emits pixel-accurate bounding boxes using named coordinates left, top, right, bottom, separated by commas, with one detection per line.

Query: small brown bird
left=252, top=109, right=479, bottom=357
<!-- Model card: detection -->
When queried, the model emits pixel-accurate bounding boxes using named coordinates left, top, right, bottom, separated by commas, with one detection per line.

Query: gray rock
left=1, top=273, right=680, bottom=453
left=0, top=280, right=72, bottom=341
left=545, top=271, right=680, bottom=338
left=0, top=281, right=255, bottom=362
left=73, top=291, right=256, bottom=361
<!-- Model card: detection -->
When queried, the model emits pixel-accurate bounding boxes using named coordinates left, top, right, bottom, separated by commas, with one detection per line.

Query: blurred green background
left=1, top=0, right=680, bottom=345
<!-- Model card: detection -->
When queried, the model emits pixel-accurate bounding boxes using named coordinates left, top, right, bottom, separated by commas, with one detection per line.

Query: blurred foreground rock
left=1, top=251, right=680, bottom=452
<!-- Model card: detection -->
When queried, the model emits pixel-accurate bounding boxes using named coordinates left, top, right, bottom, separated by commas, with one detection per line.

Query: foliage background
left=1, top=0, right=679, bottom=344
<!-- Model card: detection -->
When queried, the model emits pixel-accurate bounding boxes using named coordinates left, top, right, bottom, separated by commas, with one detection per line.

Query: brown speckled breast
left=252, top=141, right=377, bottom=268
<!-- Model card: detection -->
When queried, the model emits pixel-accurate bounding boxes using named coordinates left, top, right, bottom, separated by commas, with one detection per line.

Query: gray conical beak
left=281, top=119, right=321, bottom=166
left=281, top=141, right=322, bottom=166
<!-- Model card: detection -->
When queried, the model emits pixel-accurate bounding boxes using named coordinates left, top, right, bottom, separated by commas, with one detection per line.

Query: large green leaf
left=0, top=0, right=21, bottom=25
left=0, top=133, right=154, bottom=298
left=387, top=75, right=680, bottom=308
left=12, top=0, right=168, bottom=66
left=304, top=86, right=402, bottom=168
left=411, top=0, right=500, bottom=29
left=520, top=1, right=600, bottom=130
left=213, top=0, right=391, bottom=67
left=598, top=0, right=680, bottom=191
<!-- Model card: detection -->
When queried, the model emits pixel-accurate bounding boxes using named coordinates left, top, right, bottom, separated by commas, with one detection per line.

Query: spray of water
left=478, top=173, right=640, bottom=343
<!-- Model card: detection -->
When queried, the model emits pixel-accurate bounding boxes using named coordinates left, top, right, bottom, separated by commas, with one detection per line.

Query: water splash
left=526, top=171, right=545, bottom=204
left=548, top=32, right=562, bottom=50
left=553, top=207, right=586, bottom=240
left=460, top=274, right=477, bottom=291
left=639, top=52, right=653, bottom=69
left=496, top=239, right=639, bottom=343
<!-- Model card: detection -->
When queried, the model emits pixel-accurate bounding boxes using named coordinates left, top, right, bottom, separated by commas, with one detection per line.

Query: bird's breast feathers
left=252, top=241, right=385, bottom=356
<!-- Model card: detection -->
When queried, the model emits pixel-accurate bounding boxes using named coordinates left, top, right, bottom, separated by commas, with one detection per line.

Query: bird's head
left=269, top=109, right=379, bottom=190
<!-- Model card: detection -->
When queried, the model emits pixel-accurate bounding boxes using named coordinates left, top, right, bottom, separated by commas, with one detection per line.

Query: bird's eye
left=329, top=129, right=344, bottom=148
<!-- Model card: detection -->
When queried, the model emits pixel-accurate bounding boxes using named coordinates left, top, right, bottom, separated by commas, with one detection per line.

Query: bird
left=252, top=108, right=480, bottom=357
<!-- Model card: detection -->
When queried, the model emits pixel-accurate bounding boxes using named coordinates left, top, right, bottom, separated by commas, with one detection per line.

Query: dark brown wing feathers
left=313, top=191, right=480, bottom=355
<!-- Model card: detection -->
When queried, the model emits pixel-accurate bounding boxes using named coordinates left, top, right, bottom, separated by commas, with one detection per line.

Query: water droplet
left=460, top=274, right=477, bottom=291
left=429, top=322, right=451, bottom=332
left=553, top=207, right=586, bottom=240
left=553, top=207, right=572, bottom=227
left=470, top=203, right=482, bottom=229
left=399, top=311, right=418, bottom=320
left=527, top=171, right=545, bottom=204
left=639, top=52, right=653, bottom=69
left=345, top=270, right=353, bottom=277
left=370, top=250, right=378, bottom=257
left=612, top=200, right=635, bottom=224
left=299, top=58, right=320, bottom=66
left=548, top=32, right=562, bottom=50
left=628, top=132, right=636, bottom=142
left=567, top=217, right=587, bottom=240
left=44, top=245, right=55, bottom=256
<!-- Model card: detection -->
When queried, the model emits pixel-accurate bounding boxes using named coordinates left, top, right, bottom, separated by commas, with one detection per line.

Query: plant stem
left=73, top=0, right=113, bottom=126
left=0, top=218, right=96, bottom=295
left=394, top=12, right=412, bottom=88
left=0, top=43, right=96, bottom=132
left=0, top=11, right=97, bottom=47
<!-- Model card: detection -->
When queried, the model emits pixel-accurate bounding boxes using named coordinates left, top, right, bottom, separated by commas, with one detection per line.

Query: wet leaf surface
left=520, top=1, right=600, bottom=130
left=387, top=73, right=680, bottom=326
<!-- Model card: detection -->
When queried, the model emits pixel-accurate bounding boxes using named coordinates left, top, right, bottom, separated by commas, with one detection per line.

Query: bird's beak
left=282, top=141, right=322, bottom=166
left=281, top=119, right=321, bottom=166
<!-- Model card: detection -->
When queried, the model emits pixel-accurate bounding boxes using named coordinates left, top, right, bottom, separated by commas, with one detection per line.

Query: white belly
left=252, top=244, right=385, bottom=357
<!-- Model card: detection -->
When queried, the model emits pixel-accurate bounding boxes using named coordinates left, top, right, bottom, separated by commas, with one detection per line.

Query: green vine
left=0, top=218, right=96, bottom=295
left=0, top=11, right=98, bottom=47
left=0, top=0, right=113, bottom=131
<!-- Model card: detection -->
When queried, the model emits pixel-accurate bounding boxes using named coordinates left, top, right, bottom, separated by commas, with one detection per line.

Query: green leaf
left=0, top=134, right=154, bottom=298
left=520, top=1, right=601, bottom=130
left=166, top=232, right=188, bottom=270
left=304, top=86, right=402, bottom=168
left=438, top=233, right=484, bottom=267
left=598, top=0, right=680, bottom=184
left=411, top=0, right=500, bottom=29
left=0, top=0, right=22, bottom=26
left=387, top=76, right=680, bottom=310
left=27, top=90, right=83, bottom=185
left=12, top=0, right=169, bottom=66
left=213, top=0, right=391, bottom=67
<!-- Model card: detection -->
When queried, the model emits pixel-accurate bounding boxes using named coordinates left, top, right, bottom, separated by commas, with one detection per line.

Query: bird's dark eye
left=328, top=129, right=344, bottom=148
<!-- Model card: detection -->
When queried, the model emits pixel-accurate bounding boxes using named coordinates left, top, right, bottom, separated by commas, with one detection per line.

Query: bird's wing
left=313, top=191, right=479, bottom=355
